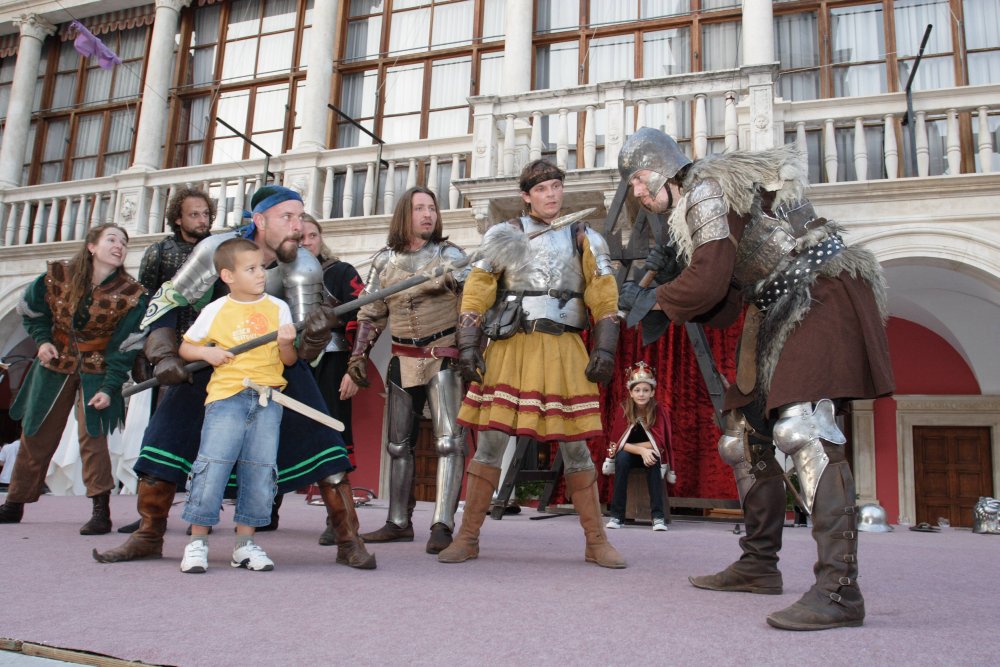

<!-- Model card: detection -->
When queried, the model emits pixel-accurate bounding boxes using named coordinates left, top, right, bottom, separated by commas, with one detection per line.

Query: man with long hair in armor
left=347, top=186, right=469, bottom=555
left=618, top=128, right=894, bottom=630
left=439, top=159, right=626, bottom=569
left=94, top=186, right=376, bottom=570
left=0, top=224, right=146, bottom=533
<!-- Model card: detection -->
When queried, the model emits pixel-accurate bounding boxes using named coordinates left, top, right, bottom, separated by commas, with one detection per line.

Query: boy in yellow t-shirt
left=178, top=238, right=297, bottom=574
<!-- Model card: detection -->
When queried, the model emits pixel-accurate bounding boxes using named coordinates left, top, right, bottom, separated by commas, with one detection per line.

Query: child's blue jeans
left=181, top=388, right=281, bottom=527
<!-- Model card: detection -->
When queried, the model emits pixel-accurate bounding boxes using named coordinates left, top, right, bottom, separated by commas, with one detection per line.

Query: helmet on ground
left=858, top=503, right=893, bottom=533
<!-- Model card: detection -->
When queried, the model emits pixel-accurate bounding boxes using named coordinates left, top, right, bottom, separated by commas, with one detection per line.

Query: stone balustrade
left=468, top=66, right=758, bottom=179
left=0, top=139, right=471, bottom=248
left=776, top=83, right=1000, bottom=182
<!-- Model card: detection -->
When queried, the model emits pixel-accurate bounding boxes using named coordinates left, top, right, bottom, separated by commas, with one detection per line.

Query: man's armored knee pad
left=772, top=399, right=845, bottom=514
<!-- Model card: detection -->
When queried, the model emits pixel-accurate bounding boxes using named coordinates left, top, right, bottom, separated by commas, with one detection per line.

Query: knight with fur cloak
left=617, top=128, right=894, bottom=631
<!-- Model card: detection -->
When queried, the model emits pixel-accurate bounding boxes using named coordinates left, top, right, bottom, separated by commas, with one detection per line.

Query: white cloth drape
left=44, top=405, right=140, bottom=496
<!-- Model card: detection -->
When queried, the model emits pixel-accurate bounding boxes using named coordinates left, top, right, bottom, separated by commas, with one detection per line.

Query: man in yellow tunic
left=439, top=160, right=626, bottom=569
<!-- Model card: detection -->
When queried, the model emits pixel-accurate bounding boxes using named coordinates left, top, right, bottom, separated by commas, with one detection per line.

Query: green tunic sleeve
left=21, top=274, right=54, bottom=345
left=97, top=291, right=148, bottom=398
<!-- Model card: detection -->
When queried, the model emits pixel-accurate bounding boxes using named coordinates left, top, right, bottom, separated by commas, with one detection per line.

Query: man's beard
left=274, top=237, right=300, bottom=263
left=188, top=226, right=211, bottom=241
left=416, top=229, right=433, bottom=241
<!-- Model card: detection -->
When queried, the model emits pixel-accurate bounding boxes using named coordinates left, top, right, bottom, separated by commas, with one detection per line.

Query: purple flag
left=70, top=21, right=122, bottom=70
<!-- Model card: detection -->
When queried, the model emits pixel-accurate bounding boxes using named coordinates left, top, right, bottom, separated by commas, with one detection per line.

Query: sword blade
left=242, top=379, right=345, bottom=432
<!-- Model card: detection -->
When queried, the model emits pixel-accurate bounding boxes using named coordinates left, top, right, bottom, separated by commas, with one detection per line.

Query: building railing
left=467, top=67, right=755, bottom=178
left=775, top=83, right=1000, bottom=182
left=0, top=138, right=471, bottom=247
left=1, top=69, right=997, bottom=250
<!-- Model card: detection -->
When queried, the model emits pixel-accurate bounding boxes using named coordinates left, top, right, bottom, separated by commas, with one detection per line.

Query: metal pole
left=216, top=116, right=274, bottom=195
left=903, top=25, right=933, bottom=178
left=327, top=102, right=389, bottom=212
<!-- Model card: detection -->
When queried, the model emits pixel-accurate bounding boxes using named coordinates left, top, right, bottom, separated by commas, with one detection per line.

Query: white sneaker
left=181, top=540, right=208, bottom=574
left=606, top=517, right=624, bottom=529
left=652, top=518, right=668, bottom=531
left=231, top=541, right=274, bottom=571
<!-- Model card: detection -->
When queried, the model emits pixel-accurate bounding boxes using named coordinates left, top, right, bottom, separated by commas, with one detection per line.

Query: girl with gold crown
left=604, top=362, right=674, bottom=531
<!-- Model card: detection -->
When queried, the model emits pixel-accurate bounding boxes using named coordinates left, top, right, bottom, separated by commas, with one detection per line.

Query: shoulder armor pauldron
left=686, top=179, right=730, bottom=249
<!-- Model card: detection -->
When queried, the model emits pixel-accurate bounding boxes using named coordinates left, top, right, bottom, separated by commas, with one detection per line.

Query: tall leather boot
left=438, top=460, right=500, bottom=563
left=565, top=469, right=627, bottom=569
left=80, top=492, right=112, bottom=535
left=768, top=444, right=864, bottom=630
left=92, top=477, right=175, bottom=563
left=0, top=501, right=24, bottom=523
left=319, top=476, right=376, bottom=569
left=689, top=465, right=786, bottom=594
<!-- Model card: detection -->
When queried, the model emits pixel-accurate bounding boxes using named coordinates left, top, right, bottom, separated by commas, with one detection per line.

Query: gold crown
left=625, top=361, right=657, bottom=389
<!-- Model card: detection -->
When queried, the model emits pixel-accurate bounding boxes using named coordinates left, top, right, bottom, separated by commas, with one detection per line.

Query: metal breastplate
left=265, top=246, right=325, bottom=323
left=498, top=217, right=588, bottom=330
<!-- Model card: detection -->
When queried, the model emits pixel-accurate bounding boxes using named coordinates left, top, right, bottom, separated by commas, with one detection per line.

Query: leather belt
left=53, top=328, right=110, bottom=353
left=522, top=318, right=583, bottom=336
left=391, top=343, right=458, bottom=359
left=391, top=327, right=456, bottom=348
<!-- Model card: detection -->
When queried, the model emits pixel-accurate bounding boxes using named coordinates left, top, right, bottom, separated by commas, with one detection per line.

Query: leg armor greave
left=385, top=380, right=416, bottom=528
left=772, top=399, right=846, bottom=515
left=717, top=411, right=756, bottom=506
left=427, top=368, right=467, bottom=529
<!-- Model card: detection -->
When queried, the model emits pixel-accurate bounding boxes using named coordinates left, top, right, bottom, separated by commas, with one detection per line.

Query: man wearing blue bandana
left=94, top=186, right=376, bottom=570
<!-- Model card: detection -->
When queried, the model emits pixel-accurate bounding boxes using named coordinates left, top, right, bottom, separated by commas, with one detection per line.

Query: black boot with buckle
left=767, top=443, right=864, bottom=630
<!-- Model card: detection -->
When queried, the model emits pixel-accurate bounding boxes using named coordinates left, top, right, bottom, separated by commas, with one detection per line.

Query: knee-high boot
left=92, top=477, right=175, bottom=563
left=689, top=469, right=786, bottom=594
left=319, top=476, right=376, bottom=570
left=565, top=469, right=627, bottom=569
left=438, top=460, right=500, bottom=563
left=767, top=444, right=864, bottom=630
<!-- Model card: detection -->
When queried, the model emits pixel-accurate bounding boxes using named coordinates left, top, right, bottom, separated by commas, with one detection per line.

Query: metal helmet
left=618, top=127, right=692, bottom=199
left=858, top=503, right=893, bottom=533
left=972, top=496, right=1000, bottom=534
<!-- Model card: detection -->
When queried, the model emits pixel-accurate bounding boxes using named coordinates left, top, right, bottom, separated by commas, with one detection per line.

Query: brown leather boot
left=425, top=522, right=453, bottom=555
left=438, top=460, right=500, bottom=563
left=318, top=517, right=336, bottom=546
left=360, top=477, right=416, bottom=542
left=565, top=469, right=626, bottom=569
left=92, top=477, right=175, bottom=563
left=767, top=445, right=864, bottom=630
left=0, top=500, right=24, bottom=523
left=689, top=468, right=786, bottom=594
left=359, top=520, right=414, bottom=542
left=319, top=477, right=376, bottom=570
left=0, top=501, right=24, bottom=523
left=80, top=492, right=112, bottom=535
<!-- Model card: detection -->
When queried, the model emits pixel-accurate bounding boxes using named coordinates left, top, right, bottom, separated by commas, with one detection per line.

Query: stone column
left=0, top=14, right=56, bottom=188
left=294, top=0, right=340, bottom=151
left=130, top=0, right=192, bottom=171
left=500, top=0, right=532, bottom=95
left=741, top=0, right=774, bottom=66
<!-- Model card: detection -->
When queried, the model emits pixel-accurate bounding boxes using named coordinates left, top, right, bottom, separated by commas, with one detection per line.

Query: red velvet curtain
left=585, top=318, right=744, bottom=503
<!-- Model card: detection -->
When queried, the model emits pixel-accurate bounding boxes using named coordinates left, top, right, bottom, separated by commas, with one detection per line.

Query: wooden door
left=413, top=419, right=437, bottom=502
left=913, top=426, right=993, bottom=527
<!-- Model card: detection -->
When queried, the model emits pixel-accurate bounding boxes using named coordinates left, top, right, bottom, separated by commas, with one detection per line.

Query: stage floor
left=1, top=493, right=994, bottom=666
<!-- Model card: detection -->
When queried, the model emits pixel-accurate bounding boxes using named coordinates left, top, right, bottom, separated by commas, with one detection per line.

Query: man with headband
left=618, top=128, right=893, bottom=630
left=94, top=185, right=376, bottom=570
left=439, top=159, right=626, bottom=569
